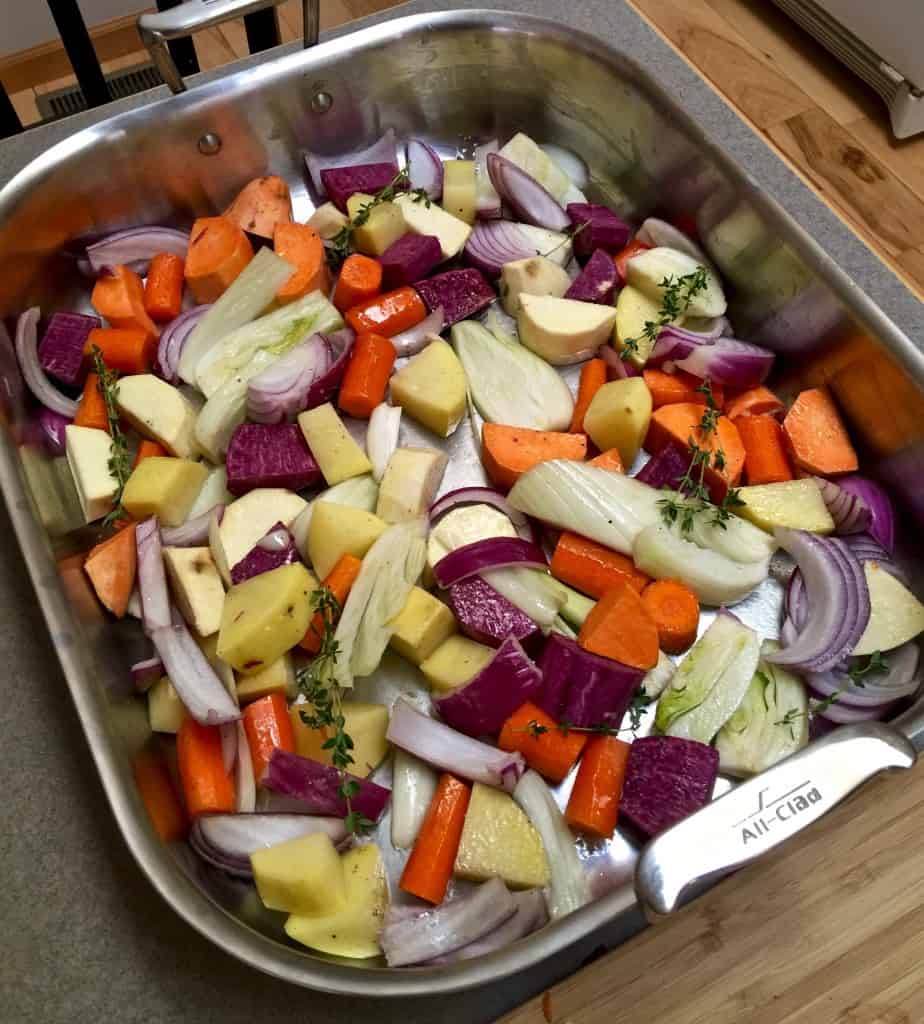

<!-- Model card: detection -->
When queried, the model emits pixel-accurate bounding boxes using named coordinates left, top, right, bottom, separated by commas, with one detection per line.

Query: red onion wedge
left=808, top=642, right=919, bottom=708
left=381, top=878, right=517, bottom=967
left=810, top=690, right=895, bottom=724
left=304, top=128, right=398, bottom=197
left=433, top=537, right=547, bottom=588
left=425, top=890, right=548, bottom=965
left=474, top=139, right=502, bottom=219
left=767, top=528, right=869, bottom=673
left=136, top=517, right=171, bottom=635
left=160, top=505, right=225, bottom=547
left=647, top=320, right=730, bottom=365
left=15, top=308, right=78, bottom=417
left=246, top=331, right=332, bottom=424
left=151, top=619, right=240, bottom=725
left=190, top=814, right=349, bottom=878
left=599, top=344, right=641, bottom=379
left=406, top=139, right=444, bottom=200
left=31, top=407, right=71, bottom=456
left=304, top=327, right=355, bottom=408
left=386, top=698, right=526, bottom=791
left=80, top=226, right=190, bottom=277
left=828, top=475, right=895, bottom=551
left=463, top=219, right=566, bottom=278
left=813, top=476, right=871, bottom=536
left=673, top=335, right=775, bottom=390
left=429, top=486, right=535, bottom=542
left=390, top=306, right=444, bottom=357
left=843, top=533, right=909, bottom=587
left=486, top=154, right=570, bottom=232
left=155, top=304, right=210, bottom=384
left=130, top=655, right=164, bottom=693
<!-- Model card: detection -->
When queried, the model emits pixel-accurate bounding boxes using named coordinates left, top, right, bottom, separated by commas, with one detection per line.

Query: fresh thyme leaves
left=619, top=266, right=709, bottom=360
left=627, top=688, right=653, bottom=732
left=522, top=689, right=652, bottom=741
left=326, top=170, right=431, bottom=269
left=296, top=586, right=372, bottom=834
left=847, top=650, right=889, bottom=685
left=775, top=651, right=889, bottom=726
left=541, top=220, right=588, bottom=260
left=90, top=345, right=131, bottom=529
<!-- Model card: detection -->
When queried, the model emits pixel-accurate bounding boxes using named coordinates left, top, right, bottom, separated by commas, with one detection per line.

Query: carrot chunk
left=133, top=747, right=187, bottom=842
left=723, top=385, right=784, bottom=421
left=338, top=332, right=397, bottom=419
left=83, top=523, right=137, bottom=618
left=274, top=222, right=330, bottom=304
left=242, top=693, right=295, bottom=782
left=299, top=554, right=363, bottom=654
left=85, top=327, right=157, bottom=375
left=565, top=735, right=631, bottom=838
left=498, top=702, right=587, bottom=783
left=482, top=423, right=587, bottom=491
left=577, top=579, right=660, bottom=670
left=781, top=388, right=858, bottom=476
left=551, top=532, right=649, bottom=598
left=570, top=358, right=607, bottom=432
left=144, top=252, right=185, bottom=323
left=640, top=579, right=700, bottom=654
left=332, top=253, right=383, bottom=313
left=399, top=773, right=471, bottom=904
left=735, top=413, right=793, bottom=485
left=588, top=448, right=625, bottom=472
left=176, top=718, right=235, bottom=816
left=185, top=215, right=253, bottom=304
left=73, top=372, right=109, bottom=431
left=91, top=265, right=158, bottom=340
left=345, top=286, right=426, bottom=337
left=643, top=369, right=725, bottom=410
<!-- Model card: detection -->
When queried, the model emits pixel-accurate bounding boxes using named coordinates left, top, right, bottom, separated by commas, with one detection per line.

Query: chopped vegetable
left=498, top=702, right=587, bottom=783
left=84, top=326, right=156, bottom=376
left=577, top=578, right=660, bottom=671
left=566, top=204, right=630, bottom=259
left=442, top=159, right=477, bottom=223
left=641, top=579, right=700, bottom=655
left=852, top=561, right=924, bottom=656
left=735, top=478, right=834, bottom=535
left=184, top=215, right=254, bottom=305
left=550, top=531, right=650, bottom=599
left=391, top=749, right=438, bottom=848
left=619, top=735, right=719, bottom=837
left=564, top=248, right=619, bottom=304
left=394, top=191, right=472, bottom=260
left=820, top=474, right=895, bottom=550
left=346, top=191, right=407, bottom=258
left=379, top=233, right=442, bottom=289
left=148, top=676, right=185, bottom=733
left=332, top=253, right=382, bottom=312
left=39, top=312, right=98, bottom=387
left=274, top=222, right=329, bottom=305
left=724, top=385, right=784, bottom=421
left=584, top=378, right=653, bottom=469
left=406, top=138, right=444, bottom=200
left=345, top=285, right=427, bottom=338
left=735, top=413, right=793, bottom=485
left=133, top=439, right=167, bottom=467
left=565, top=735, right=631, bottom=838
left=298, top=401, right=372, bottom=484
left=388, top=585, right=455, bottom=664
left=366, top=403, right=402, bottom=482
left=163, top=545, right=225, bottom=635
left=517, top=293, right=617, bottom=365
left=133, top=747, right=187, bottom=842
left=499, top=255, right=571, bottom=315
left=433, top=536, right=547, bottom=588
left=643, top=368, right=725, bottom=410
left=251, top=831, right=344, bottom=916
left=307, top=502, right=386, bottom=579
left=223, top=175, right=292, bottom=240
left=570, top=358, right=607, bottom=433
left=291, top=474, right=378, bottom=555
left=419, top=634, right=496, bottom=694
left=218, top=486, right=307, bottom=570
left=482, top=424, right=587, bottom=491
left=84, top=523, right=137, bottom=618
left=242, top=692, right=296, bottom=781
left=782, top=388, right=858, bottom=476
left=625, top=247, right=726, bottom=318
left=73, top=374, right=108, bottom=431
left=321, top=162, right=401, bottom=212
left=290, top=701, right=389, bottom=777
left=589, top=447, right=625, bottom=472
left=226, top=422, right=320, bottom=495
left=116, top=374, right=198, bottom=458
left=429, top=890, right=548, bottom=965
left=400, top=773, right=471, bottom=904
left=144, top=252, right=185, bottom=323
left=613, top=239, right=651, bottom=284
left=91, top=265, right=158, bottom=341
left=177, top=717, right=236, bottom=816
left=414, top=268, right=495, bottom=326
left=338, top=333, right=397, bottom=419
left=229, top=522, right=297, bottom=585
left=122, top=457, right=208, bottom=527
left=299, top=553, right=362, bottom=654
left=262, top=747, right=390, bottom=820
left=390, top=339, right=467, bottom=437
left=498, top=132, right=573, bottom=201
left=465, top=221, right=571, bottom=279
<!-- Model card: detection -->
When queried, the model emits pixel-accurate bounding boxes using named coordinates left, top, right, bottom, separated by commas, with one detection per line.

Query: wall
left=0, top=0, right=149, bottom=58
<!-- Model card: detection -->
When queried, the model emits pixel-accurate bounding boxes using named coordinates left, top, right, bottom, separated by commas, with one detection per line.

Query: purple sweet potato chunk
left=230, top=522, right=298, bottom=584
left=446, top=576, right=541, bottom=651
left=380, top=234, right=442, bottom=289
left=635, top=441, right=693, bottom=492
left=414, top=269, right=495, bottom=326
left=39, top=312, right=100, bottom=387
left=226, top=423, right=321, bottom=495
left=564, top=249, right=619, bottom=305
left=320, top=162, right=402, bottom=212
left=566, top=203, right=631, bottom=259
left=264, top=748, right=390, bottom=821
left=620, top=736, right=719, bottom=838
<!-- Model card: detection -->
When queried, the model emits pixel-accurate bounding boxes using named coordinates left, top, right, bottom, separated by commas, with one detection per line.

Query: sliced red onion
left=189, top=814, right=349, bottom=878
left=160, top=506, right=225, bottom=548
left=635, top=217, right=710, bottom=265
left=220, top=720, right=238, bottom=774
left=463, top=220, right=548, bottom=278
left=304, top=328, right=355, bottom=409
left=843, top=533, right=909, bottom=587
left=433, top=537, right=547, bottom=588
left=786, top=569, right=807, bottom=630
left=647, top=323, right=725, bottom=364
left=425, top=889, right=548, bottom=964
left=151, top=619, right=240, bottom=725
left=155, top=304, right=210, bottom=384
left=808, top=642, right=919, bottom=708
left=599, top=344, right=641, bottom=379
left=813, top=476, right=872, bottom=536
left=305, top=128, right=398, bottom=197
left=430, top=486, right=534, bottom=542
left=14, top=308, right=78, bottom=417
left=406, top=139, right=444, bottom=200
left=767, top=528, right=869, bottom=673
left=390, top=307, right=444, bottom=357
left=136, top=517, right=171, bottom=634
left=386, top=698, right=526, bottom=791
left=130, top=655, right=164, bottom=693
left=381, top=878, right=517, bottom=967
left=33, top=407, right=72, bottom=456
left=82, top=226, right=190, bottom=277
left=235, top=722, right=256, bottom=813
left=474, top=139, right=502, bottom=219
left=811, top=689, right=894, bottom=724
left=674, top=336, right=775, bottom=390
left=246, top=331, right=332, bottom=424
left=486, top=154, right=570, bottom=232
left=832, top=475, right=895, bottom=552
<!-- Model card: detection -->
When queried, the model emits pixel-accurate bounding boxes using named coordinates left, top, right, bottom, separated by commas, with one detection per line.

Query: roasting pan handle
left=634, top=721, right=915, bottom=919
left=139, top=0, right=320, bottom=94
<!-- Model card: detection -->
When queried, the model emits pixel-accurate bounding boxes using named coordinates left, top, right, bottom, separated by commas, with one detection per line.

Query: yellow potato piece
left=419, top=634, right=495, bottom=694
left=147, top=676, right=185, bottom=734
left=122, top=457, right=208, bottom=527
left=252, top=832, right=346, bottom=916
left=290, top=701, right=389, bottom=777
left=735, top=479, right=835, bottom=535
left=388, top=586, right=456, bottom=665
left=442, top=160, right=476, bottom=224
left=307, top=501, right=387, bottom=579
left=298, top=402, right=372, bottom=485
left=583, top=378, right=652, bottom=469
left=236, top=653, right=295, bottom=703
left=390, top=340, right=466, bottom=437
left=347, top=192, right=405, bottom=256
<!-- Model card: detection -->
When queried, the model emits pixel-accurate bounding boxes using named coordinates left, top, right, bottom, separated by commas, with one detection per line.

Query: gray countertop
left=1, top=3, right=921, bottom=1023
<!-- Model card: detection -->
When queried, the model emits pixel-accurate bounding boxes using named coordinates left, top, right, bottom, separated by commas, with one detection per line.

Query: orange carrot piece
left=498, top=702, right=587, bottom=783
left=83, top=523, right=137, bottom=618
left=85, top=327, right=157, bottom=375
left=564, top=735, right=631, bottom=838
left=338, top=332, right=397, bottom=419
left=274, top=222, right=330, bottom=304
left=781, top=388, right=859, bottom=476
left=91, top=265, right=158, bottom=340
left=735, top=414, right=793, bottom=485
left=73, top=372, right=109, bottom=431
left=143, top=253, right=185, bottom=323
left=185, top=215, right=254, bottom=304
left=551, top=531, right=649, bottom=598
left=332, top=253, right=382, bottom=313
left=588, top=448, right=625, bottom=472
left=133, top=439, right=168, bottom=468
left=578, top=580, right=660, bottom=670
left=176, top=717, right=235, bottom=817
left=481, top=423, right=587, bottom=491
left=399, top=773, right=471, bottom=904
left=224, top=175, right=293, bottom=239
left=299, top=553, right=363, bottom=653
left=570, top=358, right=607, bottom=433
left=644, top=402, right=745, bottom=500
left=345, top=286, right=426, bottom=337
left=242, top=693, right=295, bottom=783
left=613, top=238, right=650, bottom=282
left=133, top=747, right=188, bottom=843
left=640, top=579, right=700, bottom=655
left=643, top=369, right=725, bottom=410
left=724, top=385, right=784, bottom=421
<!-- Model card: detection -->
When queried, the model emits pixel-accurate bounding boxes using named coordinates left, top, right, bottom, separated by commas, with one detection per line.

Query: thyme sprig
left=326, top=170, right=431, bottom=269
left=775, top=650, right=889, bottom=726
left=619, top=266, right=709, bottom=358
left=89, top=345, right=131, bottom=529
left=296, top=586, right=373, bottom=834
left=521, top=688, right=653, bottom=741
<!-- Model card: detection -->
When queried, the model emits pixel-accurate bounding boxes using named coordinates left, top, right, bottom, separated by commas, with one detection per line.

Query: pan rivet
left=311, top=91, right=333, bottom=114
left=198, top=132, right=222, bottom=155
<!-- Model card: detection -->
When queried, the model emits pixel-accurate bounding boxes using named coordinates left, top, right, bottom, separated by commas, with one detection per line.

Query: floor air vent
left=36, top=63, right=163, bottom=121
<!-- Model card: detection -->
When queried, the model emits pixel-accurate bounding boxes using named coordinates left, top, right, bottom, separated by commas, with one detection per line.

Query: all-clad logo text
left=734, top=781, right=823, bottom=845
